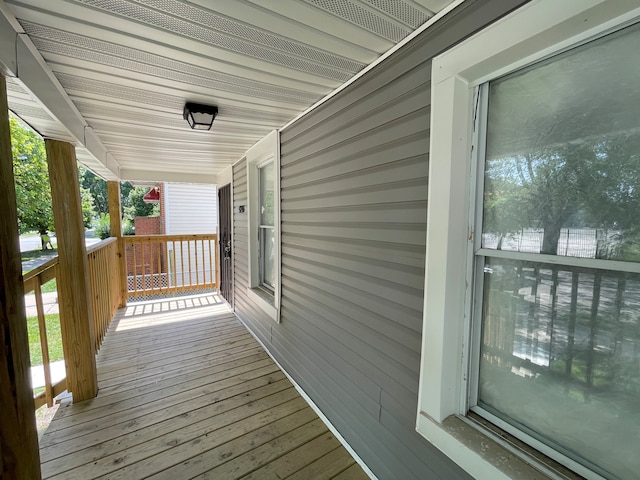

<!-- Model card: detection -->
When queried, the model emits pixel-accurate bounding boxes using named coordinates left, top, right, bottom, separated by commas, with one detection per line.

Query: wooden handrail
left=86, top=236, right=117, bottom=254
left=23, top=257, right=58, bottom=292
left=24, top=237, right=121, bottom=408
left=122, top=233, right=219, bottom=300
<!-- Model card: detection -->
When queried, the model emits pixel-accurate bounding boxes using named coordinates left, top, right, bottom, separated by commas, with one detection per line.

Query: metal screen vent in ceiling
left=6, top=78, right=27, bottom=94
left=21, top=22, right=319, bottom=106
left=7, top=103, right=52, bottom=121
left=303, top=0, right=411, bottom=42
left=125, top=0, right=365, bottom=72
left=56, top=72, right=180, bottom=110
left=31, top=37, right=316, bottom=106
left=73, top=0, right=361, bottom=80
left=362, top=0, right=433, bottom=28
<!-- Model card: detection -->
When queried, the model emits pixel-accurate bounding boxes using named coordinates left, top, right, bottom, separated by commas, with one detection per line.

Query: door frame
left=218, top=182, right=234, bottom=308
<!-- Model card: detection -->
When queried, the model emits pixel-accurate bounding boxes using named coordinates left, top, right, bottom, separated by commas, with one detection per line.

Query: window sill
left=247, top=287, right=279, bottom=323
left=416, top=412, right=577, bottom=480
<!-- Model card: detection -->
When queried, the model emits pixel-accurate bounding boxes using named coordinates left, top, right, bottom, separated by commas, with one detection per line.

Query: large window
left=258, top=161, right=275, bottom=289
left=470, top=23, right=640, bottom=479
left=417, top=1, right=640, bottom=478
left=246, top=130, right=280, bottom=322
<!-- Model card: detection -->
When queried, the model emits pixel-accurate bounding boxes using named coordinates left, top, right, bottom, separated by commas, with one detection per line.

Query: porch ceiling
left=0, top=0, right=453, bottom=183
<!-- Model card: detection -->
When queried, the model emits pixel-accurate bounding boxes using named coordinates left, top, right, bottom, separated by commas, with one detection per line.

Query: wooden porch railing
left=23, top=235, right=217, bottom=408
left=22, top=237, right=120, bottom=408
left=86, top=238, right=120, bottom=351
left=123, top=234, right=218, bottom=299
left=22, top=257, right=64, bottom=409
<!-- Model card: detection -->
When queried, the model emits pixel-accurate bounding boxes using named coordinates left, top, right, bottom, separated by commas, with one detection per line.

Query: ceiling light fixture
left=183, top=102, right=218, bottom=130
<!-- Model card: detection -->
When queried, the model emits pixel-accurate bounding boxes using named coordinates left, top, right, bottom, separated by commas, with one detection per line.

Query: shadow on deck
left=38, top=294, right=368, bottom=479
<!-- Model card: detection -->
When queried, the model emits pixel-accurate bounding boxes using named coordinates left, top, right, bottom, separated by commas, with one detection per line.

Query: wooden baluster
left=187, top=240, right=192, bottom=287
left=209, top=237, right=214, bottom=288
left=34, top=277, right=53, bottom=407
left=181, top=239, right=185, bottom=289
left=99, top=251, right=105, bottom=344
left=157, top=239, right=162, bottom=294
left=133, top=240, right=138, bottom=296
left=194, top=238, right=199, bottom=287
left=172, top=240, right=177, bottom=292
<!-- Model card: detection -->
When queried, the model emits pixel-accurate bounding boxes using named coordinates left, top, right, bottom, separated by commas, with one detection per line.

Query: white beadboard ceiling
left=0, top=0, right=454, bottom=183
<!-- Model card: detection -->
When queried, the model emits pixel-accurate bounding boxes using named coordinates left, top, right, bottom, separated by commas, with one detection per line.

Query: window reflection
left=481, top=21, right=640, bottom=262
left=479, top=258, right=640, bottom=478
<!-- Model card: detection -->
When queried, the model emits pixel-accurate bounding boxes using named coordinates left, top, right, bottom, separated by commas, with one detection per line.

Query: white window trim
left=246, top=129, right=280, bottom=323
left=417, top=0, right=640, bottom=478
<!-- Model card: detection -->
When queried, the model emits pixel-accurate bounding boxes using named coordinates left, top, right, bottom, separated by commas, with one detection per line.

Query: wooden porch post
left=108, top=180, right=127, bottom=307
left=45, top=139, right=98, bottom=403
left=0, top=74, right=43, bottom=479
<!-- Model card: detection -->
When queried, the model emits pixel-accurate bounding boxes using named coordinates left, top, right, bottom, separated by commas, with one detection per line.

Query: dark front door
left=218, top=184, right=233, bottom=305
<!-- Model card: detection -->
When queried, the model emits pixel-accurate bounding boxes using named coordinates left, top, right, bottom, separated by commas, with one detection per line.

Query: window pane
left=482, top=23, right=640, bottom=261
left=259, top=162, right=275, bottom=226
left=478, top=258, right=640, bottom=479
left=259, top=226, right=275, bottom=288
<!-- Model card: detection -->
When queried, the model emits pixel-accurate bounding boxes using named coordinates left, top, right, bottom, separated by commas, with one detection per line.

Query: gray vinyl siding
left=232, top=2, right=528, bottom=478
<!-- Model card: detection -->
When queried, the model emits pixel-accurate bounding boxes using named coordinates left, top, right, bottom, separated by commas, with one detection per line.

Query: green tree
left=79, top=184, right=95, bottom=229
left=11, top=117, right=94, bottom=234
left=121, top=183, right=159, bottom=221
left=79, top=166, right=108, bottom=215
left=11, top=117, right=54, bottom=234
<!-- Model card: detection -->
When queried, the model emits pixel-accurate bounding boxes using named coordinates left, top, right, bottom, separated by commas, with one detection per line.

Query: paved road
left=21, top=231, right=103, bottom=273
left=20, top=231, right=101, bottom=252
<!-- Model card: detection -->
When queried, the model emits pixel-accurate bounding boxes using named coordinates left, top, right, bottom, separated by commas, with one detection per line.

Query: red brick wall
left=126, top=216, right=166, bottom=277
left=134, top=216, right=160, bottom=235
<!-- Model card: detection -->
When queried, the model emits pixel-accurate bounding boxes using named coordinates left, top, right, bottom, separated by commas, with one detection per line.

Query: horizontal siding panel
left=281, top=52, right=432, bottom=143
left=282, top=223, right=426, bottom=247
left=378, top=404, right=467, bottom=480
left=281, top=80, right=429, bottom=158
left=283, top=232, right=424, bottom=264
left=282, top=259, right=421, bottom=330
left=283, top=255, right=423, bottom=315
left=281, top=203, right=426, bottom=225
left=380, top=389, right=420, bottom=434
left=283, top=243, right=423, bottom=290
left=281, top=132, right=426, bottom=187
left=280, top=107, right=429, bottom=170
left=283, top=155, right=426, bottom=198
left=281, top=275, right=421, bottom=381
left=278, top=305, right=384, bottom=412
left=281, top=257, right=422, bottom=334
left=281, top=181, right=427, bottom=210
left=269, top=324, right=441, bottom=480
left=235, top=297, right=270, bottom=342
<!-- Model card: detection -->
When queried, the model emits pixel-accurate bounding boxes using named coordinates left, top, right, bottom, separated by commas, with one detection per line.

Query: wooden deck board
left=39, top=294, right=368, bottom=480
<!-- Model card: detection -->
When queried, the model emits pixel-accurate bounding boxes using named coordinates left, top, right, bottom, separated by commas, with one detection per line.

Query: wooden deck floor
left=39, top=294, right=369, bottom=480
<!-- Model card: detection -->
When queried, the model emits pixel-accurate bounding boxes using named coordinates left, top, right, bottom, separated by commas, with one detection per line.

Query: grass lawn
left=21, top=248, right=57, bottom=262
left=27, top=313, right=63, bottom=366
left=40, top=278, right=57, bottom=293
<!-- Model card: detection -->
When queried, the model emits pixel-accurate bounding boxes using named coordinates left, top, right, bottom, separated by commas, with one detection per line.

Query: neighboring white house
left=162, top=182, right=217, bottom=235
left=163, top=182, right=217, bottom=288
